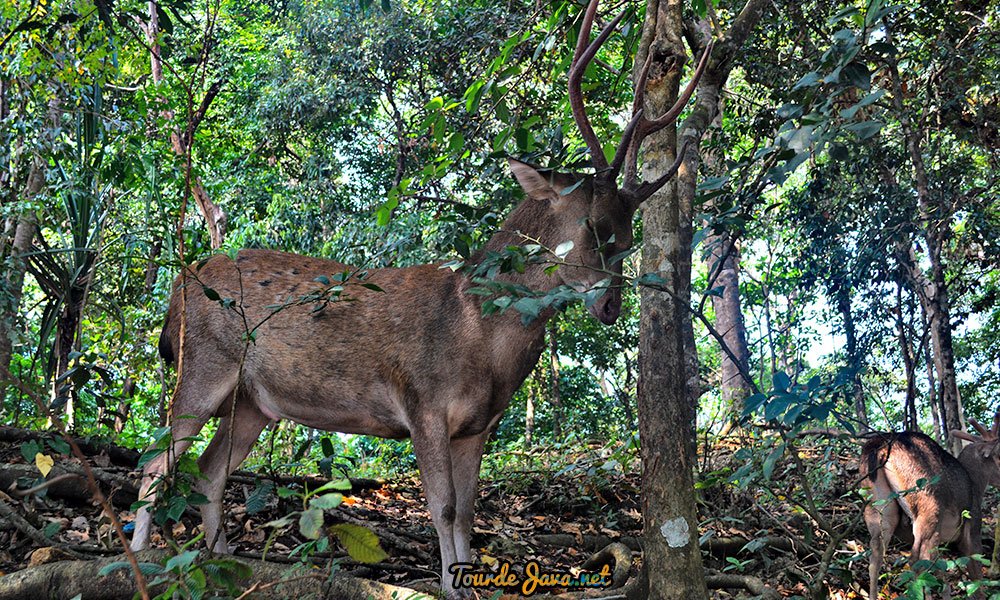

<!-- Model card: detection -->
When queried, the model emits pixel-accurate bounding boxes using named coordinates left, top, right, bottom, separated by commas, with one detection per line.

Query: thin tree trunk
left=144, top=237, right=162, bottom=294
left=147, top=0, right=226, bottom=249
left=0, top=160, right=42, bottom=400
left=835, top=287, right=868, bottom=432
left=525, top=382, right=535, bottom=447
left=708, top=234, right=752, bottom=435
left=894, top=284, right=918, bottom=431
left=547, top=323, right=563, bottom=440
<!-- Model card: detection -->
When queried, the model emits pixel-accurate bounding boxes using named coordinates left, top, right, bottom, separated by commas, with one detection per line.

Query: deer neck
left=957, top=447, right=991, bottom=500
left=472, top=199, right=570, bottom=293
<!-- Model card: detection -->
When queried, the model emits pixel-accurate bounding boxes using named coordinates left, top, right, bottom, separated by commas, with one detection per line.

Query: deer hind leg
left=410, top=416, right=461, bottom=596
left=865, top=497, right=900, bottom=599
left=449, top=432, right=488, bottom=566
left=911, top=518, right=946, bottom=600
left=956, top=522, right=986, bottom=600
left=195, top=390, right=271, bottom=553
left=131, top=371, right=239, bottom=551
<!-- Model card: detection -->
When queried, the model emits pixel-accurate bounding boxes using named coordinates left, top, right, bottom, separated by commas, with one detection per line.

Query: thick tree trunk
left=633, top=2, right=707, bottom=596
left=631, top=0, right=769, bottom=596
left=0, top=550, right=433, bottom=600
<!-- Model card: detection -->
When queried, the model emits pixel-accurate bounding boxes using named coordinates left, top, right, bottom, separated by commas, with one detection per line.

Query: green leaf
left=773, top=371, right=791, bottom=392
left=165, top=550, right=199, bottom=573
left=763, top=396, right=789, bottom=422
left=276, top=486, right=299, bottom=499
left=845, top=120, right=883, bottom=139
left=309, top=493, right=343, bottom=510
left=328, top=523, right=388, bottom=564
left=246, top=481, right=274, bottom=515
left=841, top=62, right=871, bottom=90
left=762, top=443, right=785, bottom=481
left=743, top=393, right=767, bottom=416
left=310, top=477, right=352, bottom=494
left=464, top=81, right=486, bottom=114
left=792, top=72, right=821, bottom=91
left=43, top=520, right=62, bottom=538
left=299, top=507, right=324, bottom=540
left=201, top=286, right=220, bottom=301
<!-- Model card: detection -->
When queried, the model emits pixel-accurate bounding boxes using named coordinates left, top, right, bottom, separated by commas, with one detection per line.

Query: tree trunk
left=708, top=234, right=752, bottom=435
left=631, top=0, right=769, bottom=596
left=633, top=4, right=707, bottom=597
left=148, top=0, right=226, bottom=249
left=0, top=161, right=42, bottom=400
left=884, top=44, right=963, bottom=452
left=894, top=284, right=918, bottom=431
left=547, top=323, right=563, bottom=440
left=525, top=381, right=535, bottom=447
left=835, top=287, right=868, bottom=431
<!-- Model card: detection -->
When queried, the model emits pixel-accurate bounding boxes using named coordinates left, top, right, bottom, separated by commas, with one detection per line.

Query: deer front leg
left=865, top=499, right=899, bottom=599
left=957, top=522, right=985, bottom=599
left=450, top=432, right=488, bottom=566
left=410, top=418, right=462, bottom=597
left=195, top=397, right=271, bottom=553
left=131, top=373, right=237, bottom=552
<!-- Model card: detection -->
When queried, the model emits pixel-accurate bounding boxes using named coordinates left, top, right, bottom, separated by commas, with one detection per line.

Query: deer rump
left=861, top=432, right=977, bottom=552
left=861, top=425, right=1000, bottom=600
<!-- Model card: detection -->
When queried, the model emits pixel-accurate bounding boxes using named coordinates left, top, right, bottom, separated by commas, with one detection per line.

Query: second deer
left=861, top=415, right=1000, bottom=598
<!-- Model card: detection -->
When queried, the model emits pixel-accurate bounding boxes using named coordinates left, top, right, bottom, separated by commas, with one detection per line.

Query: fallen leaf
left=35, top=453, right=54, bottom=477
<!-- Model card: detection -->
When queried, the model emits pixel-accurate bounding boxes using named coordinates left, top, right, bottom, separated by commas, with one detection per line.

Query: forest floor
left=0, top=427, right=992, bottom=598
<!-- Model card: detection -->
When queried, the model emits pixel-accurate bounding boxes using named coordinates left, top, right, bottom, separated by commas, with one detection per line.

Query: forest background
left=0, top=0, right=997, bottom=596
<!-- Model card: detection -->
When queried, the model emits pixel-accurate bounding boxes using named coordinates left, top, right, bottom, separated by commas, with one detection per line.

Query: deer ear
left=508, top=159, right=581, bottom=202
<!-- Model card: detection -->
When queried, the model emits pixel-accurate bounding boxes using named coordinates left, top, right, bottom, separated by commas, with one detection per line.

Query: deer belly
left=251, top=382, right=410, bottom=438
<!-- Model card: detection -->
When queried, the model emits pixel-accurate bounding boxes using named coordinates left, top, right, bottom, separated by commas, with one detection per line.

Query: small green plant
left=263, top=471, right=388, bottom=565
left=99, top=534, right=252, bottom=599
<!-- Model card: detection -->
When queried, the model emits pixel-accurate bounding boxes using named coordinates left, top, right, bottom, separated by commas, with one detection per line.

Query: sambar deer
left=861, top=415, right=1000, bottom=599
left=130, top=0, right=711, bottom=595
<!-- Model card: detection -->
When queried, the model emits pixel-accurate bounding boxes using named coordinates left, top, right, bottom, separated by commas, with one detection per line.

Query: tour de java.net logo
left=449, top=560, right=613, bottom=596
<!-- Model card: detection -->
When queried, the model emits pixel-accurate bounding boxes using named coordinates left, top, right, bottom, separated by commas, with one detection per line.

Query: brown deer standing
left=130, top=0, right=711, bottom=595
left=861, top=416, right=1000, bottom=599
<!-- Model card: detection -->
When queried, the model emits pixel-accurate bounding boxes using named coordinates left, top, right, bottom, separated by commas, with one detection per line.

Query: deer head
left=504, top=0, right=712, bottom=325
left=952, top=414, right=1000, bottom=487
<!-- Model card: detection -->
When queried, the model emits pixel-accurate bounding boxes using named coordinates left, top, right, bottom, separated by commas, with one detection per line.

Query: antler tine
left=645, top=40, right=714, bottom=133
left=620, top=138, right=692, bottom=207
left=568, top=0, right=625, bottom=172
left=969, top=418, right=991, bottom=438
left=992, top=411, right=1000, bottom=436
left=615, top=41, right=714, bottom=197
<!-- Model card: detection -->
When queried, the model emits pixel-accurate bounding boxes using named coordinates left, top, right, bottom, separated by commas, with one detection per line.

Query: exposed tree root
left=705, top=571, right=781, bottom=599
left=0, top=549, right=434, bottom=600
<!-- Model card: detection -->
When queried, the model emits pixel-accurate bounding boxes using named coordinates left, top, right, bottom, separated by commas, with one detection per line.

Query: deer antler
left=567, top=0, right=713, bottom=204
